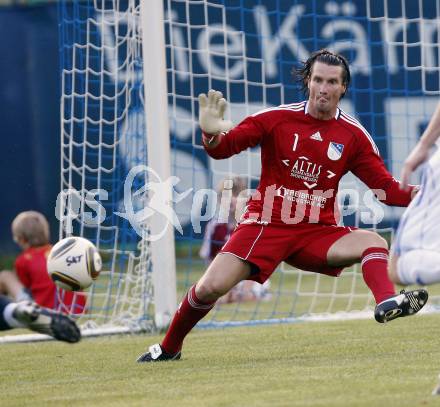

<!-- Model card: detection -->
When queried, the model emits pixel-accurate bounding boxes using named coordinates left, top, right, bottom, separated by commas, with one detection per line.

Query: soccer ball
left=47, top=236, right=102, bottom=291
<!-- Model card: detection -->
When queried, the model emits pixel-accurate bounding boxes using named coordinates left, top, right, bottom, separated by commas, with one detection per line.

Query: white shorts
left=392, top=147, right=440, bottom=256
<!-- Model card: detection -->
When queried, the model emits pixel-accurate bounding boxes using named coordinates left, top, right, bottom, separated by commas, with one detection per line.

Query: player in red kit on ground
left=12, top=211, right=87, bottom=314
left=137, top=49, right=428, bottom=362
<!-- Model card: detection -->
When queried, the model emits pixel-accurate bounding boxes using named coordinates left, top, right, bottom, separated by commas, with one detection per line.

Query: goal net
left=53, top=0, right=440, bottom=335
left=55, top=0, right=177, bottom=335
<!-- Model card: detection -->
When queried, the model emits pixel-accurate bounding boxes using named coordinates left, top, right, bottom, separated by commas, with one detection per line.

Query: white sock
left=3, top=303, right=24, bottom=328
left=397, top=249, right=440, bottom=285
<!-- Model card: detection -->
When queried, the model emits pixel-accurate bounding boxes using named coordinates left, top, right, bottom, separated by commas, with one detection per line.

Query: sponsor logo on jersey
left=240, top=218, right=269, bottom=226
left=327, top=142, right=344, bottom=161
left=310, top=131, right=323, bottom=141
left=290, top=156, right=322, bottom=189
left=276, top=186, right=328, bottom=208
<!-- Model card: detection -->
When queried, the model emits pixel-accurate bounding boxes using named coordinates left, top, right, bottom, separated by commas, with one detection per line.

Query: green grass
left=1, top=314, right=440, bottom=406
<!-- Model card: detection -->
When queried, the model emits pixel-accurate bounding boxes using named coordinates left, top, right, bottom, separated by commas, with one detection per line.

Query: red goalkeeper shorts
left=220, top=221, right=356, bottom=283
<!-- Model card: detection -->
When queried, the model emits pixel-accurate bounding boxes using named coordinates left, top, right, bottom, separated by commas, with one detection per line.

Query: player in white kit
left=389, top=102, right=440, bottom=286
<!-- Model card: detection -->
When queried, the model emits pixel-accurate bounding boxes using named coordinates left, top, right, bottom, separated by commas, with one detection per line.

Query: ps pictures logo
left=55, top=164, right=390, bottom=239
left=115, top=165, right=192, bottom=242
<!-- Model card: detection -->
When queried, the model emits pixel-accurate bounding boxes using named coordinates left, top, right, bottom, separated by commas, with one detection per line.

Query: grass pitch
left=1, top=314, right=440, bottom=407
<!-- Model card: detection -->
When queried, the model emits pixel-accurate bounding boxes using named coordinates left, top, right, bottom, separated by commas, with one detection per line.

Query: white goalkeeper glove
left=198, top=89, right=234, bottom=137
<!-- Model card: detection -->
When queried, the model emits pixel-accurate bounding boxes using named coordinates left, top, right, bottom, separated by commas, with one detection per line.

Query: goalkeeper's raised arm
left=198, top=90, right=233, bottom=139
left=198, top=89, right=264, bottom=159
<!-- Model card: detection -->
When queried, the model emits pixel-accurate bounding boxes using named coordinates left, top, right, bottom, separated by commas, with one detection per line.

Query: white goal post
left=140, top=0, right=177, bottom=330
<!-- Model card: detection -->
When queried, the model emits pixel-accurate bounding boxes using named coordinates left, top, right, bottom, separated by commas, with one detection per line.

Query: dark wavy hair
left=295, top=49, right=351, bottom=99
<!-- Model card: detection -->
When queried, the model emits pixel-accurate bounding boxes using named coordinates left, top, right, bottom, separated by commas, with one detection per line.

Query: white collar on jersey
left=304, top=101, right=341, bottom=120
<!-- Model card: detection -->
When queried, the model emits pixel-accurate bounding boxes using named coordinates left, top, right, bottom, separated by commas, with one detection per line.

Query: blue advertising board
left=0, top=3, right=59, bottom=253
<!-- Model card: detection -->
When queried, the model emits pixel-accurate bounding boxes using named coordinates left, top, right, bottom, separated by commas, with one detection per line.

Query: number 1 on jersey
left=292, top=133, right=299, bottom=151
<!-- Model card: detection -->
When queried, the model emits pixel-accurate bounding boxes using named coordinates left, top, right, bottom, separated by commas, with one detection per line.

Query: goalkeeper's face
left=307, top=61, right=346, bottom=120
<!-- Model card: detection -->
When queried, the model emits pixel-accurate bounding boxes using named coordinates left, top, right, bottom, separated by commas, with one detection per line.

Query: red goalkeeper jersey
left=15, top=245, right=87, bottom=313
left=203, top=101, right=414, bottom=225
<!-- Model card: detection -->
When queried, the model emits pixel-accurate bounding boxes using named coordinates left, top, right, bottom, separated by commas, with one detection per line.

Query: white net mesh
left=58, top=0, right=154, bottom=331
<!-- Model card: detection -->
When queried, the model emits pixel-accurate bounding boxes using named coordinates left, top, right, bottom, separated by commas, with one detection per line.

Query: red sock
left=161, top=285, right=215, bottom=354
left=361, top=247, right=395, bottom=303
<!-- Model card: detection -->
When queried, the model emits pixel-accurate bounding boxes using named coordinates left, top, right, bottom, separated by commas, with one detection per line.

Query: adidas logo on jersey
left=310, top=131, right=323, bottom=141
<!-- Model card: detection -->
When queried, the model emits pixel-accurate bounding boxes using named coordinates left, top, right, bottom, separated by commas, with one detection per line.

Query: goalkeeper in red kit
left=137, top=49, right=428, bottom=362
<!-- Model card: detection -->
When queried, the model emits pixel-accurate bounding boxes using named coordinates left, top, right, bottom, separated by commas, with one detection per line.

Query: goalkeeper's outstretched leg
left=0, top=295, right=81, bottom=343
left=136, top=253, right=251, bottom=362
